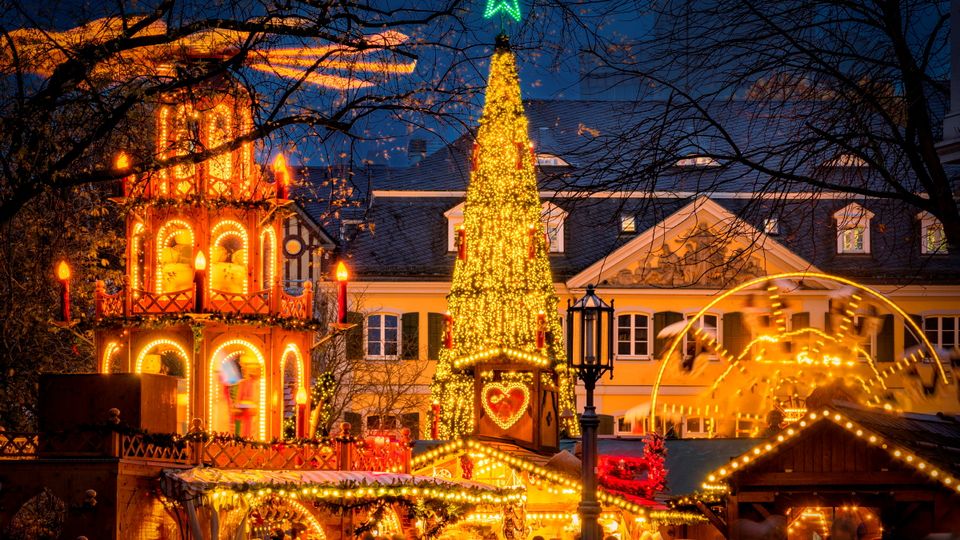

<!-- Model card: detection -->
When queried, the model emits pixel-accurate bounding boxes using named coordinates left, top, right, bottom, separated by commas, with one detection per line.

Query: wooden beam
left=739, top=471, right=922, bottom=486
left=695, top=499, right=727, bottom=538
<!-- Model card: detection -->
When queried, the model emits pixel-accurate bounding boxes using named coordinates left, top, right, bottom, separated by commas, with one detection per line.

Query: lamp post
left=566, top=284, right=614, bottom=540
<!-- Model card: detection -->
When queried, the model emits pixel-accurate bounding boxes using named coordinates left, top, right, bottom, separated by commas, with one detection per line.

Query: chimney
left=407, top=138, right=427, bottom=165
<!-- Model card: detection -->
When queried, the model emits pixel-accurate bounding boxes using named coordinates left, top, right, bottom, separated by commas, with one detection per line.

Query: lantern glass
left=567, top=284, right=614, bottom=374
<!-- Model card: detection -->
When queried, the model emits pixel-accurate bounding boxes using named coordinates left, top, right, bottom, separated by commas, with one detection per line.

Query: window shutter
left=343, top=411, right=362, bottom=436
left=346, top=311, right=363, bottom=360
left=722, top=312, right=748, bottom=358
left=824, top=300, right=835, bottom=334
left=401, top=412, right=421, bottom=439
left=401, top=312, right=420, bottom=360
left=903, top=314, right=923, bottom=350
left=427, top=312, right=445, bottom=360
left=876, top=314, right=894, bottom=362
left=653, top=311, right=683, bottom=359
left=791, top=312, right=810, bottom=330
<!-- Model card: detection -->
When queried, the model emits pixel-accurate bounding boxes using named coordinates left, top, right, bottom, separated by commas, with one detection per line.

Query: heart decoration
left=482, top=382, right=530, bottom=431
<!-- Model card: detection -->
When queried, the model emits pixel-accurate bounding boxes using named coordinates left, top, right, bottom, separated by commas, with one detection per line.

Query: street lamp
left=566, top=284, right=614, bottom=540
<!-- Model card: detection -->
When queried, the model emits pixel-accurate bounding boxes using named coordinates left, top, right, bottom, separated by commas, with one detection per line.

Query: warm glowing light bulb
left=56, top=260, right=71, bottom=281
left=295, top=387, right=308, bottom=405
left=194, top=250, right=207, bottom=271
left=336, top=261, right=349, bottom=282
left=273, top=154, right=287, bottom=175
left=115, top=151, right=130, bottom=171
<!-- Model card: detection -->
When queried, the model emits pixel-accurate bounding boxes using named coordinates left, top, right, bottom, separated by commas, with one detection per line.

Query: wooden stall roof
left=702, top=403, right=960, bottom=494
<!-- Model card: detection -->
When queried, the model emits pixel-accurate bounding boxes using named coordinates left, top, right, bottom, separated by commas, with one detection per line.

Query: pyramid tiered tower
left=93, top=76, right=315, bottom=441
left=431, top=36, right=577, bottom=449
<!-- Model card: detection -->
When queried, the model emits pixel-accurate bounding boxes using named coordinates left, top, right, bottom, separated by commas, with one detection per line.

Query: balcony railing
left=3, top=422, right=410, bottom=473
left=95, top=281, right=313, bottom=319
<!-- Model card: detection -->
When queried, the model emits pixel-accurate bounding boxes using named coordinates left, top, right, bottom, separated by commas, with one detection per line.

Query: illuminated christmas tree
left=432, top=35, right=577, bottom=442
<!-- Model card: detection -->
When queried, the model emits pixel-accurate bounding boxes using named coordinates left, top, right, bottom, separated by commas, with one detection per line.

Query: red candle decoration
left=193, top=250, right=206, bottom=313
left=456, top=226, right=467, bottom=260
left=431, top=401, right=441, bottom=439
left=515, top=141, right=525, bottom=169
left=56, top=261, right=71, bottom=323
left=443, top=312, right=454, bottom=349
left=471, top=142, right=480, bottom=169
left=336, top=261, right=349, bottom=324
left=273, top=154, right=290, bottom=199
left=536, top=311, right=546, bottom=349
left=295, top=387, right=309, bottom=438
left=115, top=151, right=131, bottom=197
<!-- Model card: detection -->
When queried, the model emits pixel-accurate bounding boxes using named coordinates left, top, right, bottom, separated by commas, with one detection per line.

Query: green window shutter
left=427, top=312, right=445, bottom=360
left=903, top=314, right=923, bottom=350
left=876, top=314, right=894, bottom=362
left=346, top=311, right=364, bottom=360
left=722, top=312, right=748, bottom=358
left=653, top=311, right=683, bottom=360
left=791, top=312, right=810, bottom=330
left=401, top=312, right=420, bottom=360
left=343, top=411, right=362, bottom=436
left=401, top=412, right=421, bottom=439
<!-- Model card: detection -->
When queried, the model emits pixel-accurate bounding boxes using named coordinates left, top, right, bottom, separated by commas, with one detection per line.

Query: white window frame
left=444, top=203, right=465, bottom=252
left=763, top=218, right=780, bottom=235
left=681, top=415, right=713, bottom=439
left=615, top=312, right=652, bottom=360
left=833, top=203, right=874, bottom=254
left=917, top=211, right=948, bottom=255
left=675, top=155, right=720, bottom=167
left=536, top=153, right=570, bottom=167
left=923, top=315, right=960, bottom=351
left=620, top=214, right=637, bottom=233
left=365, top=313, right=401, bottom=360
left=683, top=313, right=721, bottom=362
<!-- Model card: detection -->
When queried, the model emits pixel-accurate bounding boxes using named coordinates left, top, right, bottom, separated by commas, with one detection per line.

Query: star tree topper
left=484, top=0, right=522, bottom=22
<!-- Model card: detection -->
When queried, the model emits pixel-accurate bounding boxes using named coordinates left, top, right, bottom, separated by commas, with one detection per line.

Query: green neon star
left=484, top=0, right=522, bottom=22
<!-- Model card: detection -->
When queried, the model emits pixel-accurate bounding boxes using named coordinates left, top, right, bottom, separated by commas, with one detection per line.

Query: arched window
left=210, top=220, right=249, bottom=294
left=209, top=339, right=266, bottom=440
left=206, top=103, right=232, bottom=196
left=280, top=344, right=305, bottom=439
left=130, top=223, right=146, bottom=292
left=101, top=341, right=123, bottom=374
left=261, top=227, right=277, bottom=289
left=171, top=104, right=197, bottom=195
left=155, top=220, right=195, bottom=293
left=135, top=339, right=191, bottom=434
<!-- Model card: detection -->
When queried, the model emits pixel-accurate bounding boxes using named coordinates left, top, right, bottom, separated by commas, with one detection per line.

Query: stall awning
left=162, top=467, right=521, bottom=505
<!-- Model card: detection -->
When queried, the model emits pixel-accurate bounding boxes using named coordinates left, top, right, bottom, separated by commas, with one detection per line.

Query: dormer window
left=675, top=155, right=720, bottom=168
left=763, top=218, right=780, bottom=235
left=620, top=214, right=637, bottom=233
left=833, top=202, right=873, bottom=254
left=446, top=201, right=567, bottom=253
left=917, top=212, right=948, bottom=254
left=536, top=153, right=570, bottom=167
left=541, top=202, right=567, bottom=253
left=823, top=153, right=868, bottom=167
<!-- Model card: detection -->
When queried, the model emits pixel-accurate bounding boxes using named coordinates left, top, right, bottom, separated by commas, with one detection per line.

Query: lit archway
left=135, top=338, right=192, bottom=433
left=279, top=343, right=305, bottom=438
left=155, top=219, right=195, bottom=293
left=260, top=226, right=277, bottom=289
left=209, top=339, right=267, bottom=440
left=245, top=495, right=326, bottom=539
left=648, top=272, right=947, bottom=433
left=101, top=341, right=122, bottom=374
left=210, top=220, right=249, bottom=294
